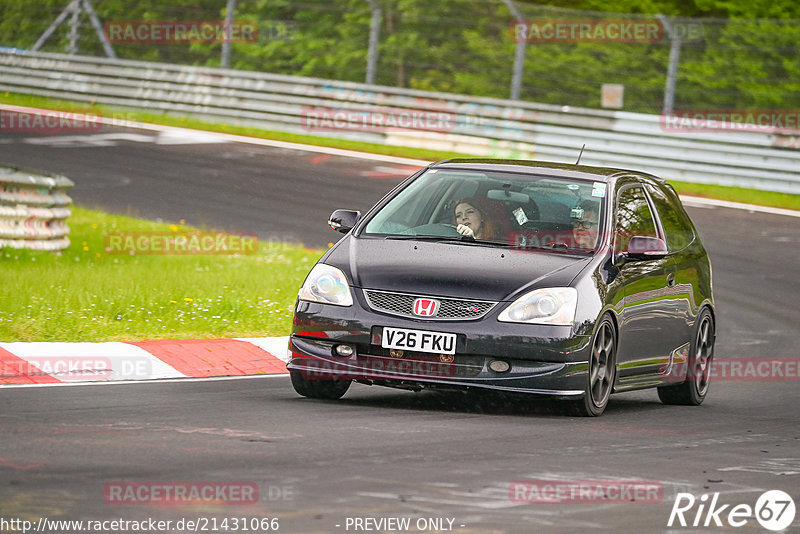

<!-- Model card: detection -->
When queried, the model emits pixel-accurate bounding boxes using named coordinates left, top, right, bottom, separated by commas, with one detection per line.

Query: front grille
left=363, top=289, right=496, bottom=320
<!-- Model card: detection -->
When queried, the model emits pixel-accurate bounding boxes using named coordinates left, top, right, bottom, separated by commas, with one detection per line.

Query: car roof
left=430, top=159, right=665, bottom=184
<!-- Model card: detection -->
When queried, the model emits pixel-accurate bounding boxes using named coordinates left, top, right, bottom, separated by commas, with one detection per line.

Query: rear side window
left=645, top=183, right=696, bottom=251
left=615, top=185, right=658, bottom=253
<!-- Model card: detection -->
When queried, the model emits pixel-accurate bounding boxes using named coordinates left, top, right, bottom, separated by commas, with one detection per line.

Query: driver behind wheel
left=453, top=197, right=498, bottom=240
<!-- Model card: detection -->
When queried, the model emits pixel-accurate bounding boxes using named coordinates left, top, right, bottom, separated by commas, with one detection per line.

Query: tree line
left=1, top=0, right=798, bottom=113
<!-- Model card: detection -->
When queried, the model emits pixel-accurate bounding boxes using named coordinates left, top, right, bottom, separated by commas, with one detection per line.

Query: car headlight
left=298, top=264, right=353, bottom=306
left=498, top=287, right=577, bottom=325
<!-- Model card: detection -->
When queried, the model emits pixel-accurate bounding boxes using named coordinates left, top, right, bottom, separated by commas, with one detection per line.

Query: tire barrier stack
left=0, top=165, right=73, bottom=251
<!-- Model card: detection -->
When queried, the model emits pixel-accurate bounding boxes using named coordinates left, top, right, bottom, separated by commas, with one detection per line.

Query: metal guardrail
left=0, top=50, right=798, bottom=194
left=0, top=165, right=73, bottom=250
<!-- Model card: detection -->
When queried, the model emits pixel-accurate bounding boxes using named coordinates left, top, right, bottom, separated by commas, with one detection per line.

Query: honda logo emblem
left=413, top=298, right=440, bottom=317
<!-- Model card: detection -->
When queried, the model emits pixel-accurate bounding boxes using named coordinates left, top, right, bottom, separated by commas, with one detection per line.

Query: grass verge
left=2, top=92, right=798, bottom=211
left=0, top=207, right=324, bottom=342
left=667, top=180, right=800, bottom=211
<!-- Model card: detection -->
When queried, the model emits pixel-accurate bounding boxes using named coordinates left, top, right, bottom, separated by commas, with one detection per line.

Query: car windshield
left=362, top=168, right=607, bottom=253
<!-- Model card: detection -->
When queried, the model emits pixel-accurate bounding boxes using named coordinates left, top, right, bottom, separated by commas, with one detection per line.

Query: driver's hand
left=456, top=224, right=474, bottom=237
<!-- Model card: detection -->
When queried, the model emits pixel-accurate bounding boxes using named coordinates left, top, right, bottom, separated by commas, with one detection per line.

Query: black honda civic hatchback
left=288, top=159, right=715, bottom=416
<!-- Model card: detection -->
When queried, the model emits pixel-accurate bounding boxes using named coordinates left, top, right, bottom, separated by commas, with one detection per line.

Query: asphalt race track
left=1, top=116, right=799, bottom=533
left=0, top=119, right=416, bottom=248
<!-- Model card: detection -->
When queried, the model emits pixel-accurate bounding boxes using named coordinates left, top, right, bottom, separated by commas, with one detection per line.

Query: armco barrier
left=0, top=165, right=73, bottom=251
left=0, top=50, right=798, bottom=193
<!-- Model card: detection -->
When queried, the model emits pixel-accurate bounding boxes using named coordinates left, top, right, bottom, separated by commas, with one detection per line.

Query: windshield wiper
left=384, top=235, right=464, bottom=241
left=457, top=238, right=509, bottom=248
left=384, top=235, right=508, bottom=247
left=512, top=242, right=590, bottom=254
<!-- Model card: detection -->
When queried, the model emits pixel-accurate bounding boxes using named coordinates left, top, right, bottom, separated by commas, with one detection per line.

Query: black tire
left=564, top=315, right=617, bottom=417
left=658, top=309, right=714, bottom=406
left=290, top=369, right=351, bottom=400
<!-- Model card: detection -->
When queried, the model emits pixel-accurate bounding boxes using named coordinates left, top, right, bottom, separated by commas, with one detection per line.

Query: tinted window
left=615, top=185, right=658, bottom=253
left=645, top=183, right=696, bottom=251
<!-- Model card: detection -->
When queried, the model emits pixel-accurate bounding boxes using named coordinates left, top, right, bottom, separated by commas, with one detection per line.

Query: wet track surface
left=1, top=118, right=798, bottom=533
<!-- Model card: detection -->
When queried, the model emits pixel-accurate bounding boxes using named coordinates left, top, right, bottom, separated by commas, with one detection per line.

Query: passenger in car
left=572, top=200, right=600, bottom=248
left=453, top=197, right=498, bottom=240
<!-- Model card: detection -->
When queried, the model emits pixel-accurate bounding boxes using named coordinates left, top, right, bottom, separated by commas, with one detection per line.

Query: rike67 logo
left=668, top=490, right=796, bottom=531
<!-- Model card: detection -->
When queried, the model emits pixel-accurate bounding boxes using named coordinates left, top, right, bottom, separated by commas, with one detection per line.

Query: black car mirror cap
left=625, top=236, right=669, bottom=260
left=328, top=209, right=361, bottom=233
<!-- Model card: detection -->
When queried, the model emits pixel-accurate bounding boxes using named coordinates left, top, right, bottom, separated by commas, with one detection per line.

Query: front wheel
left=564, top=315, right=617, bottom=417
left=290, top=370, right=351, bottom=400
left=658, top=309, right=714, bottom=406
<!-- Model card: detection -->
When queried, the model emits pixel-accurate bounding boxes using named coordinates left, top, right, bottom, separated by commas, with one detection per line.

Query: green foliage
left=0, top=0, right=797, bottom=112
left=0, top=206, right=325, bottom=341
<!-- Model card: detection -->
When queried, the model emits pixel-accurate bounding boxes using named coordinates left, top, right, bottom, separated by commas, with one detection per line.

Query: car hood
left=323, top=236, right=592, bottom=302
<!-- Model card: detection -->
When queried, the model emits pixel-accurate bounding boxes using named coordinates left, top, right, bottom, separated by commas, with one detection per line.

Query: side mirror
left=625, top=236, right=668, bottom=260
left=328, top=209, right=360, bottom=233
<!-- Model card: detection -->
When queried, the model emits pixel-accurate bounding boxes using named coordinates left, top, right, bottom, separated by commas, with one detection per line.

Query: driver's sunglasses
left=573, top=220, right=597, bottom=230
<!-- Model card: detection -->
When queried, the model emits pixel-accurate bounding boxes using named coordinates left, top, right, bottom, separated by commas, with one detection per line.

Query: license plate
left=381, top=327, right=456, bottom=355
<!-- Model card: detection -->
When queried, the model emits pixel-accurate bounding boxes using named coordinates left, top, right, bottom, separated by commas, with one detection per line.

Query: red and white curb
left=0, top=337, right=289, bottom=386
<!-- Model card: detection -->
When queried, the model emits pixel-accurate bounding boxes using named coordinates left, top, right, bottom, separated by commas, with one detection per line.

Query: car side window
left=645, top=183, right=696, bottom=252
left=614, top=185, right=658, bottom=253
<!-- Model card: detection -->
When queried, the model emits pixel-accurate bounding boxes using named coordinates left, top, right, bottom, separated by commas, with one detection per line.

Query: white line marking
left=356, top=491, right=519, bottom=510
left=718, top=458, right=800, bottom=476
left=0, top=373, right=288, bottom=389
left=23, top=132, right=154, bottom=147
left=679, top=195, right=800, bottom=218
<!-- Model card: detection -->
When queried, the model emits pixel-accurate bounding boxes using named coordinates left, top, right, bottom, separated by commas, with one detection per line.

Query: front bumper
left=288, top=299, right=593, bottom=397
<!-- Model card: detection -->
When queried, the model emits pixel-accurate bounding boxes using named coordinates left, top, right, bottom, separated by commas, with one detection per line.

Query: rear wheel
left=290, top=370, right=351, bottom=400
left=565, top=316, right=616, bottom=417
left=658, top=309, right=714, bottom=406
